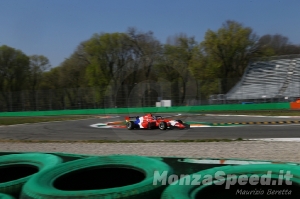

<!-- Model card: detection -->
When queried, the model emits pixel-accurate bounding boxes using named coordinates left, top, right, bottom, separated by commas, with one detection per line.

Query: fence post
left=64, top=89, right=66, bottom=110
left=9, top=92, right=12, bottom=112
left=49, top=90, right=52, bottom=110
left=21, top=91, right=24, bottom=111
left=35, top=90, right=38, bottom=111
left=197, top=80, right=201, bottom=105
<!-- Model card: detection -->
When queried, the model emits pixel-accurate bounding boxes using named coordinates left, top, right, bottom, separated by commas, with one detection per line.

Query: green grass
left=0, top=138, right=245, bottom=143
left=0, top=115, right=96, bottom=126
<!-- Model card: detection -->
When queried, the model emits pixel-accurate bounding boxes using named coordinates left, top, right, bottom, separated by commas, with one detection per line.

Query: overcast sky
left=1, top=0, right=300, bottom=67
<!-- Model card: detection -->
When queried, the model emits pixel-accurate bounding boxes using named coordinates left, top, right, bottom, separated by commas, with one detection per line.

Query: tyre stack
left=0, top=153, right=173, bottom=199
left=0, top=153, right=62, bottom=198
left=1, top=152, right=300, bottom=198
left=0, top=193, right=16, bottom=199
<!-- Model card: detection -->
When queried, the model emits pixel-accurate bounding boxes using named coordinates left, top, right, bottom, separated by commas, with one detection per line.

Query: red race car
left=125, top=113, right=190, bottom=130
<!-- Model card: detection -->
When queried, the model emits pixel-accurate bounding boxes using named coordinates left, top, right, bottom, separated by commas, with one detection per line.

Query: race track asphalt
left=0, top=113, right=300, bottom=141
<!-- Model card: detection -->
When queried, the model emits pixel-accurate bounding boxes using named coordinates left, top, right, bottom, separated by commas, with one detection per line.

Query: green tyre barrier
left=47, top=152, right=89, bottom=163
left=0, top=153, right=62, bottom=198
left=20, top=155, right=174, bottom=199
left=161, top=164, right=300, bottom=199
left=0, top=193, right=16, bottom=199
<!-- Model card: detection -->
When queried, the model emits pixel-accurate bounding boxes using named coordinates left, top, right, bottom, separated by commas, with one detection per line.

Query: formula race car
left=125, top=113, right=190, bottom=130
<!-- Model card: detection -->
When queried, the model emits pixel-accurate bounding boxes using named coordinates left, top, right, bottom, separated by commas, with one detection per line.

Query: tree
left=258, top=34, right=300, bottom=56
left=59, top=42, right=90, bottom=108
left=189, top=45, right=220, bottom=99
left=84, top=32, right=133, bottom=107
left=28, top=55, right=51, bottom=91
left=195, top=20, right=261, bottom=94
left=156, top=34, right=197, bottom=105
left=26, top=55, right=51, bottom=110
left=125, top=27, right=162, bottom=107
left=60, top=42, right=89, bottom=88
left=39, top=66, right=65, bottom=110
left=0, top=45, right=30, bottom=111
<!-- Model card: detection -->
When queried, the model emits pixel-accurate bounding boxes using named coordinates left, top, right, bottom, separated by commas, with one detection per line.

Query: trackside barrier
left=0, top=193, right=16, bottom=199
left=0, top=153, right=62, bottom=198
left=0, top=152, right=300, bottom=198
left=290, top=102, right=300, bottom=110
left=0, top=102, right=291, bottom=117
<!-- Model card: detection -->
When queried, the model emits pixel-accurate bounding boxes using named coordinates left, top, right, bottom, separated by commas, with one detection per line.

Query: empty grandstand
left=210, top=55, right=300, bottom=104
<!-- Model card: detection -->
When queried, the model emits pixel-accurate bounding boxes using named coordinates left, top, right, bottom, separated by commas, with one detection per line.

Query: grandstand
left=210, top=55, right=300, bottom=104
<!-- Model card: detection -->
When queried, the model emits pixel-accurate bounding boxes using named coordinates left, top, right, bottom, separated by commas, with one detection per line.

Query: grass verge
left=0, top=115, right=96, bottom=126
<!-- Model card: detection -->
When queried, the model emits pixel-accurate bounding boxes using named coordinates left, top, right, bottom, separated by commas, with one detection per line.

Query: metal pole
left=35, top=90, right=38, bottom=111
left=9, top=92, right=12, bottom=112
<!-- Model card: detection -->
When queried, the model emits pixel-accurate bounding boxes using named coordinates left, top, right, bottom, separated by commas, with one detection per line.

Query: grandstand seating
left=222, top=56, right=300, bottom=101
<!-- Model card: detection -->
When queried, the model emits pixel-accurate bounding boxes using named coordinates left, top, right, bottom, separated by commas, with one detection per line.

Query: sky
left=1, top=0, right=300, bottom=68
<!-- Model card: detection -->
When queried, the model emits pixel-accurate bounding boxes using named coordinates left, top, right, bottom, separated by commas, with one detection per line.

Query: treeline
left=1, top=20, right=300, bottom=111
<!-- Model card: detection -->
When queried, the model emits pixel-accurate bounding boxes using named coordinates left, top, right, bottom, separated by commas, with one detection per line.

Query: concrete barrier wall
left=0, top=102, right=291, bottom=117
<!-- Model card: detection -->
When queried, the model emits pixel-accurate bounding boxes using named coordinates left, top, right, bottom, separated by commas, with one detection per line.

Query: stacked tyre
left=0, top=193, right=16, bottom=199
left=20, top=155, right=173, bottom=199
left=4, top=152, right=300, bottom=199
left=0, top=153, right=62, bottom=198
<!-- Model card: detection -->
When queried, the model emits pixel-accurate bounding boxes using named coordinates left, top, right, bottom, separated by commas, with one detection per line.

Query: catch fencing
left=0, top=83, right=209, bottom=112
left=1, top=79, right=297, bottom=112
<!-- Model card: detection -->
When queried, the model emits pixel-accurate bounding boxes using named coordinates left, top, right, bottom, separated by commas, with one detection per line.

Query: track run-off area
left=0, top=113, right=300, bottom=141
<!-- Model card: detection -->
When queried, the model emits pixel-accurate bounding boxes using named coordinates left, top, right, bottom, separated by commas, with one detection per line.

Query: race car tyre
left=161, top=164, right=300, bottom=199
left=0, top=193, right=16, bottom=199
left=147, top=122, right=152, bottom=129
left=20, top=155, right=174, bottom=199
left=126, top=121, right=134, bottom=130
left=0, top=153, right=62, bottom=198
left=159, top=121, right=167, bottom=130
